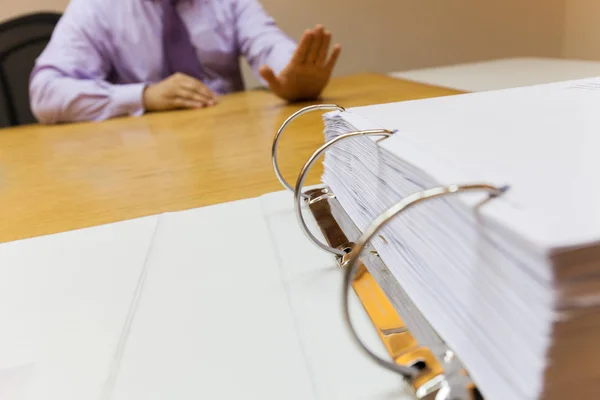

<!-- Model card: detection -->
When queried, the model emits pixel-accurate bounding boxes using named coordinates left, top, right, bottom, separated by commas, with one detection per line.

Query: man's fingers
left=259, top=65, right=283, bottom=96
left=176, top=88, right=215, bottom=105
left=305, top=25, right=324, bottom=64
left=325, top=44, right=342, bottom=72
left=179, top=75, right=216, bottom=100
left=316, top=29, right=331, bottom=66
left=259, top=65, right=279, bottom=86
left=291, top=29, right=314, bottom=64
left=173, top=97, right=207, bottom=109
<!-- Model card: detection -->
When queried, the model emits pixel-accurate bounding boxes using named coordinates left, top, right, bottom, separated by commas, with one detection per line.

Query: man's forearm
left=30, top=68, right=146, bottom=124
left=234, top=0, right=296, bottom=80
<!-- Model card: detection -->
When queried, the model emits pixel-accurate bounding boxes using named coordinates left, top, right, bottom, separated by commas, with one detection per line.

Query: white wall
left=564, top=0, right=600, bottom=60
left=3, top=0, right=69, bottom=18
left=3, top=0, right=566, bottom=86
left=258, top=0, right=564, bottom=74
left=244, top=0, right=565, bottom=85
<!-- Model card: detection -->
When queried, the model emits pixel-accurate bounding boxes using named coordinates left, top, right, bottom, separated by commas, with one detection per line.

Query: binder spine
left=273, top=105, right=507, bottom=400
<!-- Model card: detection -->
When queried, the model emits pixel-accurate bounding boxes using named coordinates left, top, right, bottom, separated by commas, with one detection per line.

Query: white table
left=390, top=57, right=600, bottom=92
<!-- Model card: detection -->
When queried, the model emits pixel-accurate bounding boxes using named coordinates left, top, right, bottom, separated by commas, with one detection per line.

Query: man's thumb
left=259, top=65, right=281, bottom=91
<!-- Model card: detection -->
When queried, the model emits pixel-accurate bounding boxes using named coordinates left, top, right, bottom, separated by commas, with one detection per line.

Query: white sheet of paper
left=109, top=196, right=315, bottom=399
left=0, top=192, right=412, bottom=400
left=336, top=78, right=600, bottom=250
left=0, top=363, right=37, bottom=400
left=260, top=192, right=411, bottom=400
left=109, top=192, right=410, bottom=400
left=0, top=216, right=159, bottom=399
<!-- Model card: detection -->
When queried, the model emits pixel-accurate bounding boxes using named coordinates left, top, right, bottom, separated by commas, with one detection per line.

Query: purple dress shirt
left=29, top=0, right=297, bottom=124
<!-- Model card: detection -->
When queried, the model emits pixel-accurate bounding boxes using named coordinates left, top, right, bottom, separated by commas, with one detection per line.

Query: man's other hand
left=143, top=73, right=218, bottom=112
left=259, top=25, right=341, bottom=102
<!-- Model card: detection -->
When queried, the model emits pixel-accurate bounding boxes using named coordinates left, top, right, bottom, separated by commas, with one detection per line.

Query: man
left=29, top=0, right=341, bottom=124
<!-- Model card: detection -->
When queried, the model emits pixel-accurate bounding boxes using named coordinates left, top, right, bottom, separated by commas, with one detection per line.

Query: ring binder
left=272, top=105, right=507, bottom=400
left=341, top=184, right=507, bottom=395
left=271, top=104, right=345, bottom=196
left=294, top=129, right=394, bottom=256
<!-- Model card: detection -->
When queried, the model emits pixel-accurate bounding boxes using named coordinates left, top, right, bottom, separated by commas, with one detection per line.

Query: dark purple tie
left=161, top=0, right=205, bottom=80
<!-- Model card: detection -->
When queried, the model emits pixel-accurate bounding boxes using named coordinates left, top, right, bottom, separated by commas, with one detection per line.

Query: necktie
left=161, top=0, right=205, bottom=80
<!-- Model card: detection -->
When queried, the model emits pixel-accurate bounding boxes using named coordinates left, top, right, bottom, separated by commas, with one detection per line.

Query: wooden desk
left=0, top=73, right=460, bottom=243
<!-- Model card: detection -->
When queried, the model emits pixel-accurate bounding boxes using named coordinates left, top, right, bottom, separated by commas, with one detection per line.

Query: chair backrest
left=0, top=12, right=62, bottom=128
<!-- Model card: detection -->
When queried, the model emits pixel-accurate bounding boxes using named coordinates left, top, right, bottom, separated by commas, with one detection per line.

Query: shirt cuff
left=111, top=83, right=146, bottom=117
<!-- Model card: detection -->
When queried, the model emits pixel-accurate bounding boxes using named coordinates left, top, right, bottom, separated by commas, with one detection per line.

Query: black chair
left=0, top=12, right=62, bottom=128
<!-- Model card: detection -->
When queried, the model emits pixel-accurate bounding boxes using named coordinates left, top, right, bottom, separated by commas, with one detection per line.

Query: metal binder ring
left=294, top=129, right=395, bottom=256
left=341, top=183, right=507, bottom=379
left=272, top=104, right=345, bottom=196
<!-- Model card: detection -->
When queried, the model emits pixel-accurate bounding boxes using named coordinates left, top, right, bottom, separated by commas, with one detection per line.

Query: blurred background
left=2, top=0, right=600, bottom=87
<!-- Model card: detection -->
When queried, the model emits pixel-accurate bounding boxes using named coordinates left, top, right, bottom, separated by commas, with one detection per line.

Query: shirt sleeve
left=29, top=0, right=146, bottom=124
left=232, top=0, right=297, bottom=82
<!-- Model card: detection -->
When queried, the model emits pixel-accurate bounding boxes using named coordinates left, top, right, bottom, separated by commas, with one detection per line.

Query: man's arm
left=29, top=0, right=145, bottom=124
left=232, top=0, right=341, bottom=101
left=232, top=0, right=296, bottom=80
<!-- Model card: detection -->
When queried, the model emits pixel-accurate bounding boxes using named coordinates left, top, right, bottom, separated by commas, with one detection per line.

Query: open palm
left=260, top=25, right=342, bottom=102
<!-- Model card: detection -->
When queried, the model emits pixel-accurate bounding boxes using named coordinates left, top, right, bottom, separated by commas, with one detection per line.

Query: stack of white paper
left=320, top=78, right=600, bottom=400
